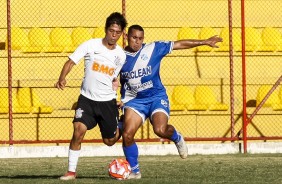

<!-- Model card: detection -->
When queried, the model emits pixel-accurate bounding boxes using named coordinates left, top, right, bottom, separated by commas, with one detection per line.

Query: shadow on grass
left=0, top=175, right=109, bottom=180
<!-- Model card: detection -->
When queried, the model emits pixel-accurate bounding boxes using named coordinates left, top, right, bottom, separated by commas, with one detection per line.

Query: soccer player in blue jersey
left=118, top=25, right=222, bottom=179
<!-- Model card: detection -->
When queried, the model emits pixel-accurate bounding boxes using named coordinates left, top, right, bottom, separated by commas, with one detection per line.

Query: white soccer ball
left=108, top=158, right=131, bottom=180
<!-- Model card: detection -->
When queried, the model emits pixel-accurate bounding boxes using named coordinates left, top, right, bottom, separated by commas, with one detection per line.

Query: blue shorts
left=123, top=93, right=170, bottom=123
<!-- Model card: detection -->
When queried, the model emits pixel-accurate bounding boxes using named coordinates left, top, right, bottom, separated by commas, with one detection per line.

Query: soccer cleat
left=127, top=172, right=142, bottom=180
left=175, top=133, right=188, bottom=159
left=59, top=171, right=76, bottom=180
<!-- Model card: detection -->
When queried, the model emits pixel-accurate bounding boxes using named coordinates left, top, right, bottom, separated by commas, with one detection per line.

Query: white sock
left=68, top=149, right=81, bottom=172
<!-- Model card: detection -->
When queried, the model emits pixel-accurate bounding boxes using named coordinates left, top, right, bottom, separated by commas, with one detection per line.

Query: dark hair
left=128, top=24, right=144, bottom=35
left=105, top=12, right=127, bottom=31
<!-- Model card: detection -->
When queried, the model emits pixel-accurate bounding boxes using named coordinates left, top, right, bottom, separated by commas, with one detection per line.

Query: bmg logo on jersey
left=92, top=61, right=115, bottom=76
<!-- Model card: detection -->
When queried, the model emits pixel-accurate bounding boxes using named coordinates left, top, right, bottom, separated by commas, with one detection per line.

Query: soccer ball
left=108, top=158, right=131, bottom=180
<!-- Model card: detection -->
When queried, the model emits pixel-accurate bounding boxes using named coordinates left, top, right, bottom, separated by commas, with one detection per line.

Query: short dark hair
left=128, top=24, right=144, bottom=35
left=105, top=12, right=127, bottom=31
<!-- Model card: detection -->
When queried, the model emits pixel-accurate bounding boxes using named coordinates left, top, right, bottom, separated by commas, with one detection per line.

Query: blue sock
left=123, top=143, right=140, bottom=173
left=170, top=129, right=181, bottom=143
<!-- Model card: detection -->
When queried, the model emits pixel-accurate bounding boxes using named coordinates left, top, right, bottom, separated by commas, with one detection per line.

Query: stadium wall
left=1, top=142, right=282, bottom=158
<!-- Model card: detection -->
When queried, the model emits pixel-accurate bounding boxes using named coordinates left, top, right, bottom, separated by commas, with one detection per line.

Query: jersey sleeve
left=68, top=39, right=92, bottom=64
left=154, top=41, right=174, bottom=56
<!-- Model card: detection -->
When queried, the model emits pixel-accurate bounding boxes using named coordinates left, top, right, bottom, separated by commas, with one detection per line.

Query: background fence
left=1, top=0, right=282, bottom=152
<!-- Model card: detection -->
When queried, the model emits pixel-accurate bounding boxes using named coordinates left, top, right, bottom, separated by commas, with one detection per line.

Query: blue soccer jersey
left=120, top=41, right=173, bottom=103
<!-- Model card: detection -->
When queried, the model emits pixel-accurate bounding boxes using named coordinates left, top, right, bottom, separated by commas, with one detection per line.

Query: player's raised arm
left=55, top=59, right=76, bottom=90
left=173, top=35, right=223, bottom=50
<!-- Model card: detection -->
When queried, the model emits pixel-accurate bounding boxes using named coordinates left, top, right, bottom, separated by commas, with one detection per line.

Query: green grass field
left=0, top=154, right=282, bottom=184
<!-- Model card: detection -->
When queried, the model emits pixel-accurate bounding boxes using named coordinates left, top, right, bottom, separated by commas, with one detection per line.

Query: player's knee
left=122, top=131, right=134, bottom=145
left=104, top=141, right=115, bottom=146
left=103, top=138, right=116, bottom=146
left=153, top=126, right=166, bottom=137
left=73, top=122, right=87, bottom=137
left=72, top=131, right=86, bottom=143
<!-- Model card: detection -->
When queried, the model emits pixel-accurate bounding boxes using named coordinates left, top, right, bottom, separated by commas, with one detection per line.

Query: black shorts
left=73, top=95, right=119, bottom=139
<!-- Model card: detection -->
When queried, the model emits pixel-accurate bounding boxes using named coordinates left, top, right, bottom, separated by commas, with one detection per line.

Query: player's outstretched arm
left=55, top=59, right=76, bottom=90
left=173, top=35, right=223, bottom=50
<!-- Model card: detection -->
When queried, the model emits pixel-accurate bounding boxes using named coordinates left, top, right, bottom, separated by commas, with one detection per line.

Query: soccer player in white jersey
left=55, top=12, right=127, bottom=180
left=119, top=25, right=222, bottom=179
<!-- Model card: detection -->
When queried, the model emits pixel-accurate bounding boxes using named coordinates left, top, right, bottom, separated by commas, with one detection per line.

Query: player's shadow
left=0, top=175, right=59, bottom=179
left=0, top=175, right=109, bottom=180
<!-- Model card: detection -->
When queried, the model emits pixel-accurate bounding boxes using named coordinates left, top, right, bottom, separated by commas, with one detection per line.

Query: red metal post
left=241, top=0, right=247, bottom=153
left=122, top=0, right=126, bottom=48
left=228, top=0, right=235, bottom=140
left=7, top=0, right=14, bottom=145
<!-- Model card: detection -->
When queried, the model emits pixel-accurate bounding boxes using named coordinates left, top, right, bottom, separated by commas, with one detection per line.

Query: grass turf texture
left=0, top=154, right=282, bottom=184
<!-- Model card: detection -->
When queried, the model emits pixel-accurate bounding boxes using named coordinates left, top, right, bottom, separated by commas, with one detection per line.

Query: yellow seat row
left=178, top=27, right=282, bottom=52
left=168, top=85, right=229, bottom=111
left=167, top=84, right=282, bottom=112
left=6, top=27, right=123, bottom=53
left=256, top=85, right=282, bottom=110
left=0, top=87, right=53, bottom=114
left=6, top=26, right=282, bottom=53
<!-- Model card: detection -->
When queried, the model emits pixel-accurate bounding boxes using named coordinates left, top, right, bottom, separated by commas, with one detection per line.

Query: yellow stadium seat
left=215, top=27, right=242, bottom=52
left=167, top=89, right=185, bottom=111
left=17, top=88, right=54, bottom=114
left=259, top=27, right=282, bottom=52
left=17, top=88, right=34, bottom=113
left=172, top=85, right=194, bottom=104
left=172, top=85, right=207, bottom=111
left=244, top=27, right=262, bottom=52
left=177, top=27, right=198, bottom=52
left=197, top=27, right=217, bottom=52
left=0, top=88, right=31, bottom=114
left=31, top=88, right=54, bottom=113
left=71, top=27, right=92, bottom=48
left=214, top=27, right=229, bottom=52
left=6, top=27, right=29, bottom=50
left=233, top=28, right=242, bottom=52
left=256, top=85, right=282, bottom=110
left=194, top=86, right=228, bottom=111
left=92, top=26, right=105, bottom=38
left=49, top=27, right=73, bottom=52
left=21, top=27, right=50, bottom=53
left=0, top=88, right=9, bottom=113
